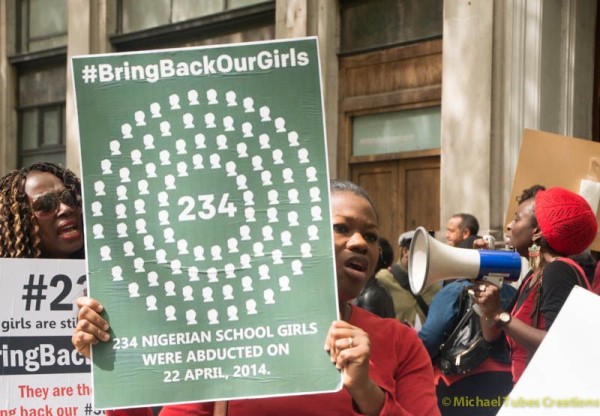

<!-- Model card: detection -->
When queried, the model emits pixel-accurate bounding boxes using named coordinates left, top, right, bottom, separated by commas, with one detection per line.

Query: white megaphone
left=408, top=226, right=523, bottom=296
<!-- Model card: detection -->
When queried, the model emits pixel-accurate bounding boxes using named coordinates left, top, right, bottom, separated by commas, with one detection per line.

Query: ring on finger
left=347, top=336, right=353, bottom=348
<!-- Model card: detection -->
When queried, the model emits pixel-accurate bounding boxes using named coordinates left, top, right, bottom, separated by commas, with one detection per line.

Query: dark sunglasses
left=31, top=190, right=80, bottom=218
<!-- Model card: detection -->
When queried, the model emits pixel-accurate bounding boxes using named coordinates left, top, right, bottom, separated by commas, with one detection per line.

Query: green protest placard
left=72, top=37, right=340, bottom=409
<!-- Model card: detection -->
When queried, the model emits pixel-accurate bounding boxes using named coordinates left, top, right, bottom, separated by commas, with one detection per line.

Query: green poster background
left=72, top=37, right=340, bottom=409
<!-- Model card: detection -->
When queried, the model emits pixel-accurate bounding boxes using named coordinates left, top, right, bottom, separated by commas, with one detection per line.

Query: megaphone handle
left=467, top=289, right=485, bottom=317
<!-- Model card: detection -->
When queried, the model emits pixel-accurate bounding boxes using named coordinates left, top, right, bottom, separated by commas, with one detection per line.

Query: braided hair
left=0, top=162, right=82, bottom=258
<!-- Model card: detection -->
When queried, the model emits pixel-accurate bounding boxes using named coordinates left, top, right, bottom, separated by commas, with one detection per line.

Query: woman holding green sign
left=73, top=180, right=439, bottom=415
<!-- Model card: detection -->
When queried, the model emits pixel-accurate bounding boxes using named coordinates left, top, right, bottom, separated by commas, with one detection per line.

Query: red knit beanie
left=535, top=187, right=598, bottom=255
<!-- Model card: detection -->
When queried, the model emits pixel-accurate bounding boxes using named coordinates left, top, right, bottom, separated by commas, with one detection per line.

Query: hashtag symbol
left=81, top=65, right=98, bottom=84
left=22, top=274, right=47, bottom=311
left=84, top=403, right=92, bottom=415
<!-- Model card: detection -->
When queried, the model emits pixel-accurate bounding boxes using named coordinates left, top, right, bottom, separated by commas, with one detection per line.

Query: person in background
left=0, top=162, right=84, bottom=259
left=376, top=230, right=439, bottom=329
left=445, top=213, right=480, bottom=247
left=355, top=237, right=396, bottom=318
left=73, top=180, right=441, bottom=416
left=475, top=185, right=597, bottom=383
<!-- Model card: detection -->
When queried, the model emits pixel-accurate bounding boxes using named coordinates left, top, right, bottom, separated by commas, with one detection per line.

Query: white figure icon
left=207, top=268, right=218, bottom=283
left=148, top=271, right=159, bottom=287
left=170, top=259, right=182, bottom=275
left=116, top=185, right=128, bottom=201
left=227, top=305, right=239, bottom=321
left=145, top=163, right=157, bottom=178
left=246, top=299, right=258, bottom=314
left=292, top=259, right=303, bottom=275
left=100, top=159, right=112, bottom=174
left=94, top=180, right=106, bottom=196
left=186, top=309, right=197, bottom=325
left=128, top=282, right=140, bottom=298
left=240, top=225, right=251, bottom=241
left=169, top=94, right=181, bottom=110
left=309, top=186, right=321, bottom=202
left=165, top=280, right=176, bottom=296
left=143, top=234, right=155, bottom=250
left=110, top=140, right=121, bottom=155
left=116, top=222, right=128, bottom=238
left=262, top=225, right=274, bottom=241
left=259, top=105, right=271, bottom=121
left=242, top=276, right=253, bottom=291
left=135, top=218, right=147, bottom=234
left=181, top=285, right=194, bottom=302
left=121, top=123, right=133, bottom=139
left=134, top=199, right=146, bottom=214
left=272, top=249, right=283, bottom=264
left=206, top=88, right=218, bottom=104
left=130, top=149, right=142, bottom=165
left=300, top=242, right=312, bottom=258
left=272, top=149, right=284, bottom=164
left=240, top=253, right=251, bottom=269
left=225, top=90, right=237, bottom=106
left=274, top=117, right=286, bottom=132
left=204, top=112, right=216, bottom=128
left=236, top=142, right=248, bottom=158
left=298, top=148, right=309, bottom=164
left=227, top=237, right=239, bottom=253
left=163, top=227, right=175, bottom=243
left=306, top=166, right=318, bottom=182
left=288, top=188, right=300, bottom=204
left=259, top=134, right=270, bottom=149
left=258, top=264, right=270, bottom=280
left=193, top=154, right=204, bottom=169
left=134, top=110, right=146, bottom=126
left=253, top=241, right=264, bottom=257
left=175, top=139, right=187, bottom=154
left=165, top=305, right=177, bottom=322
left=236, top=174, right=248, bottom=190
left=223, top=284, right=234, bottom=300
left=195, top=133, right=206, bottom=149
left=159, top=121, right=171, bottom=137
left=188, top=266, right=199, bottom=281
left=211, top=245, right=222, bottom=260
left=134, top=257, right=145, bottom=273
left=193, top=245, right=205, bottom=261
left=243, top=190, right=254, bottom=206
left=158, top=191, right=169, bottom=207
left=244, top=207, right=256, bottom=223
left=150, top=102, right=162, bottom=118
left=242, top=122, right=253, bottom=137
left=207, top=309, right=219, bottom=325
left=115, top=203, right=126, bottom=219
left=225, top=161, right=237, bottom=177
left=267, top=189, right=279, bottom=205
left=281, top=230, right=292, bottom=246
left=159, top=149, right=171, bottom=165
left=288, top=131, right=299, bottom=147
left=203, top=287, right=215, bottom=302
left=216, top=134, right=228, bottom=150
left=119, top=167, right=131, bottom=183
left=267, top=207, right=278, bottom=223
left=123, top=241, right=134, bottom=257
left=279, top=275, right=291, bottom=291
left=311, top=205, right=323, bottom=221
left=143, top=134, right=155, bottom=149
left=177, top=239, right=189, bottom=255
left=264, top=288, right=275, bottom=304
left=243, top=97, right=254, bottom=112
left=224, top=263, right=236, bottom=278
left=164, top=174, right=176, bottom=190
left=138, top=179, right=150, bottom=195
left=223, top=115, right=234, bottom=131
left=156, top=249, right=167, bottom=264
left=261, top=170, right=273, bottom=186
left=176, top=161, right=188, bottom=177
left=183, top=113, right=194, bottom=129
left=282, top=168, right=294, bottom=183
left=100, top=245, right=111, bottom=261
left=307, top=224, right=319, bottom=240
left=288, top=211, right=299, bottom=227
left=251, top=155, right=263, bottom=171
left=92, top=223, right=104, bottom=239
left=188, top=89, right=199, bottom=105
left=111, top=265, right=123, bottom=281
left=209, top=153, right=221, bottom=169
left=146, top=296, right=157, bottom=311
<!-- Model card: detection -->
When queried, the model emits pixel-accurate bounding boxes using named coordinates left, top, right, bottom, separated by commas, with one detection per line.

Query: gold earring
left=528, top=242, right=541, bottom=271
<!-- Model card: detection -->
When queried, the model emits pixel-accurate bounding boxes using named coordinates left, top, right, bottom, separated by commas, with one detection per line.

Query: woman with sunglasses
left=0, top=162, right=84, bottom=258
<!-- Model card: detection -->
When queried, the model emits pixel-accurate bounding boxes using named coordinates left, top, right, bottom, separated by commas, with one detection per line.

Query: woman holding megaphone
left=474, top=185, right=596, bottom=383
